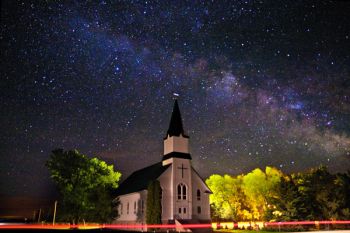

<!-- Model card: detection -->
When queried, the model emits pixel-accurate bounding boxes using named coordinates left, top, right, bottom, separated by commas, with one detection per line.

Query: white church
left=113, top=99, right=212, bottom=228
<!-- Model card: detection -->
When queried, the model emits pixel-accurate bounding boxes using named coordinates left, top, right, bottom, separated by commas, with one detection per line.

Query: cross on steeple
left=177, top=164, right=188, bottom=178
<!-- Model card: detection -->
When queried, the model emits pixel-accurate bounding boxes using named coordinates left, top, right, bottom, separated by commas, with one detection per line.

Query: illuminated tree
left=207, top=166, right=350, bottom=222
left=46, top=149, right=121, bottom=223
left=206, top=174, right=248, bottom=221
left=242, top=167, right=283, bottom=220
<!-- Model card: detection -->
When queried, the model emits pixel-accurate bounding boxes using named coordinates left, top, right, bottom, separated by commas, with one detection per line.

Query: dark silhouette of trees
left=146, top=180, right=162, bottom=224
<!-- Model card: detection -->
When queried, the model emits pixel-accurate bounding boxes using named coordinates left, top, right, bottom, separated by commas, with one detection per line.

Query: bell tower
left=162, top=99, right=193, bottom=220
left=162, top=99, right=192, bottom=165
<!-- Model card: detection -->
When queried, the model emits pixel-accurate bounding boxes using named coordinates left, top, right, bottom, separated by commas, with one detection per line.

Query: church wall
left=116, top=191, right=147, bottom=223
left=158, top=165, right=173, bottom=221
left=191, top=171, right=211, bottom=220
left=171, top=158, right=192, bottom=220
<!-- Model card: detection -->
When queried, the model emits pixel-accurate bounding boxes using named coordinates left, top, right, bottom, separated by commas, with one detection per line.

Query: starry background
left=1, top=0, right=350, bottom=198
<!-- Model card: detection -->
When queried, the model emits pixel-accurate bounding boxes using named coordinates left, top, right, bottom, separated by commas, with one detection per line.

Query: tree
left=146, top=180, right=162, bottom=224
left=242, top=167, right=283, bottom=221
left=268, top=176, right=305, bottom=221
left=206, top=174, right=232, bottom=220
left=206, top=174, right=248, bottom=221
left=46, top=149, right=121, bottom=223
left=334, top=172, right=350, bottom=219
left=293, top=166, right=349, bottom=220
left=207, top=166, right=349, bottom=222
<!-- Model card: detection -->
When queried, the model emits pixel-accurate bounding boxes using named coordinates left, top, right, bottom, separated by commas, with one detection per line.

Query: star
left=0, top=0, right=349, bottom=198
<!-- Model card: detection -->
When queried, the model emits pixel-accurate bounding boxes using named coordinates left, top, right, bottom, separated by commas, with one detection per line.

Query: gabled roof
left=166, top=100, right=189, bottom=138
left=191, top=167, right=213, bottom=194
left=114, top=162, right=171, bottom=196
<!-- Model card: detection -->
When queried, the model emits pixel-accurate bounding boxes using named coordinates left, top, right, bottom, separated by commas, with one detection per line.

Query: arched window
left=177, top=183, right=187, bottom=200
left=178, top=185, right=182, bottom=199
left=183, top=186, right=187, bottom=200
left=197, top=189, right=201, bottom=201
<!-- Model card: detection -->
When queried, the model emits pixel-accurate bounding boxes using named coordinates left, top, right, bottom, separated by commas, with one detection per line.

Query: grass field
left=214, top=230, right=272, bottom=233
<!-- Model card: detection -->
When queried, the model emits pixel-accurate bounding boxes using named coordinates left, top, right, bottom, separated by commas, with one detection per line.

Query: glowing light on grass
left=0, top=221, right=349, bottom=230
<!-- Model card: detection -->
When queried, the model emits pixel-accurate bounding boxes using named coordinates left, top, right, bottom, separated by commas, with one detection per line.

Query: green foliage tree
left=293, top=166, right=350, bottom=220
left=206, top=174, right=248, bottom=221
left=146, top=180, right=162, bottom=224
left=206, top=167, right=283, bottom=221
left=206, top=166, right=349, bottom=222
left=267, top=176, right=305, bottom=221
left=242, top=167, right=283, bottom=220
left=146, top=181, right=154, bottom=224
left=46, top=149, right=121, bottom=223
left=334, top=172, right=350, bottom=219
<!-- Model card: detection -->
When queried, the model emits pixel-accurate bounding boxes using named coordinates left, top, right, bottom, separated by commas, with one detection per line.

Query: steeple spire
left=166, top=100, right=188, bottom=138
left=163, top=99, right=191, bottom=163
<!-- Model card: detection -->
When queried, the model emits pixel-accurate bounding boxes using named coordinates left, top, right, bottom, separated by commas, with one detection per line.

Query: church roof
left=114, top=162, right=171, bottom=196
left=166, top=100, right=189, bottom=138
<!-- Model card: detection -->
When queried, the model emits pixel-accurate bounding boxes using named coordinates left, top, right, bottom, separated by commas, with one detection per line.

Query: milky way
left=1, top=1, right=350, bottom=197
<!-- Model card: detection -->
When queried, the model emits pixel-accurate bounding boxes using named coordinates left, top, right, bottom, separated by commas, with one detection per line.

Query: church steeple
left=163, top=99, right=191, bottom=164
left=166, top=99, right=188, bottom=138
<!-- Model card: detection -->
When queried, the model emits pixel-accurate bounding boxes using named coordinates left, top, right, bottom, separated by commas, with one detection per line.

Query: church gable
left=191, top=168, right=212, bottom=194
left=191, top=167, right=212, bottom=219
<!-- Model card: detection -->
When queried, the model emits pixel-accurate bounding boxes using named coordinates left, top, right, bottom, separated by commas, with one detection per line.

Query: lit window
left=197, top=189, right=201, bottom=201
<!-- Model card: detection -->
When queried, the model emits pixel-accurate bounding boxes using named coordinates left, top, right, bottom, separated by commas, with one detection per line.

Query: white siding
left=116, top=191, right=147, bottom=223
left=191, top=168, right=211, bottom=220
left=158, top=165, right=173, bottom=221
left=171, top=158, right=192, bottom=220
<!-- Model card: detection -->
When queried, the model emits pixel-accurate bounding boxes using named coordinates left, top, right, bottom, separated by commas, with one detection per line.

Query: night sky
left=1, top=0, right=350, bottom=198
